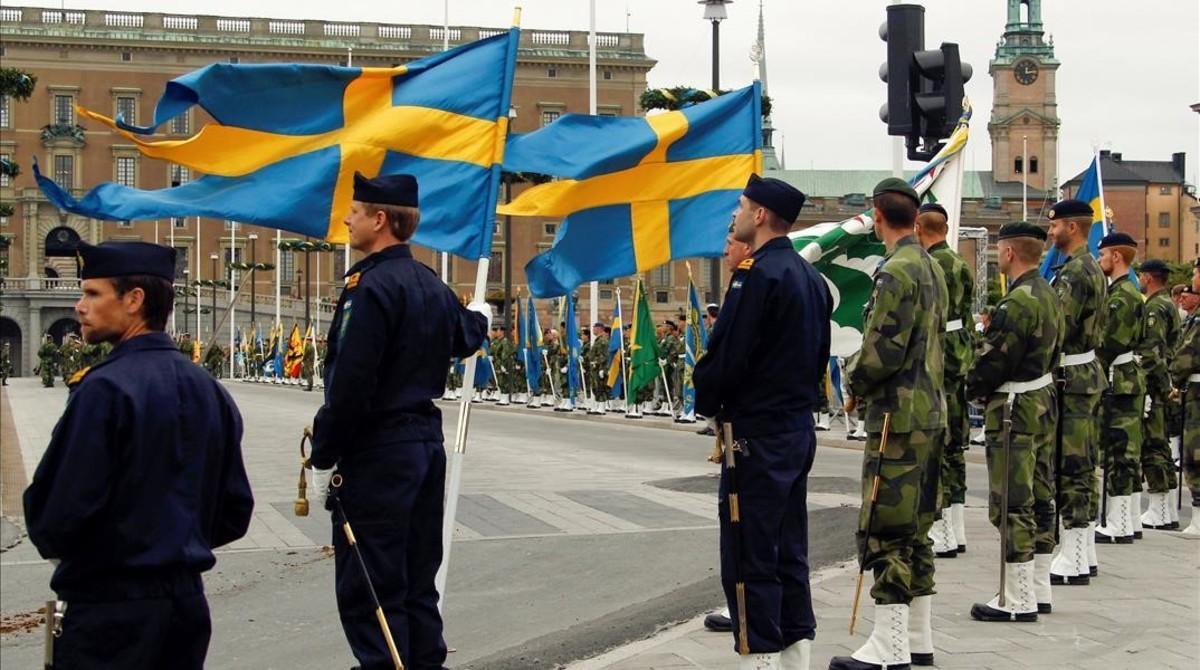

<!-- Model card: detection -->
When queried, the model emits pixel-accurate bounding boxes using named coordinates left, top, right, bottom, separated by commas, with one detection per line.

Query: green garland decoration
left=0, top=68, right=37, bottom=101
left=639, top=86, right=771, bottom=119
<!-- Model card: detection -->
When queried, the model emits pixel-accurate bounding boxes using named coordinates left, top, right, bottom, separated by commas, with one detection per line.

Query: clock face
left=1014, top=59, right=1039, bottom=85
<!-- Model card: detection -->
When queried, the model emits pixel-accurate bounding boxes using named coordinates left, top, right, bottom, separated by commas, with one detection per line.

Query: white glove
left=1144, top=395, right=1152, bottom=418
left=311, top=467, right=333, bottom=508
left=467, top=301, right=492, bottom=331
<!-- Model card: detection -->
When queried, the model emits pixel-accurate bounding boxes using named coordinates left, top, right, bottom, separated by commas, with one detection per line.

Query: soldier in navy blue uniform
left=23, top=241, right=254, bottom=669
left=695, top=175, right=832, bottom=669
left=309, top=172, right=489, bottom=670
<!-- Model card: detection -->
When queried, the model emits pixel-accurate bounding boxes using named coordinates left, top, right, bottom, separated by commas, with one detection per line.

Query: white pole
left=588, top=0, right=600, bottom=327
left=344, top=46, right=353, bottom=279
left=437, top=257, right=488, bottom=611
left=438, top=7, right=452, bottom=287
left=170, top=218, right=176, bottom=334
left=1022, top=135, right=1029, bottom=221
left=1095, top=148, right=1109, bottom=235
left=229, top=221, right=236, bottom=378
left=274, top=229, right=281, bottom=329
left=196, top=215, right=202, bottom=339
left=154, top=219, right=159, bottom=245
left=315, top=245, right=321, bottom=337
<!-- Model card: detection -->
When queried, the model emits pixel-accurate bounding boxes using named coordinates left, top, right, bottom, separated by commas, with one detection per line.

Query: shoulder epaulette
left=737, top=258, right=755, bottom=271
left=344, top=271, right=362, bottom=290
left=67, top=366, right=91, bottom=387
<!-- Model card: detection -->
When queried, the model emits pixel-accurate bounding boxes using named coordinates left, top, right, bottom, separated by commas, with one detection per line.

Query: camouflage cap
left=997, top=221, right=1047, bottom=241
left=872, top=177, right=919, bottom=206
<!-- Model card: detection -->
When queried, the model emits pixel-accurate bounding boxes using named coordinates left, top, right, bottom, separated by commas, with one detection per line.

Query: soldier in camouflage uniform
left=1045, top=199, right=1108, bottom=585
left=835, top=178, right=945, bottom=670
left=917, top=203, right=976, bottom=558
left=491, top=325, right=515, bottom=404
left=1094, top=233, right=1146, bottom=543
left=203, top=343, right=225, bottom=378
left=967, top=221, right=1061, bottom=621
left=587, top=322, right=609, bottom=414
left=0, top=342, right=11, bottom=385
left=59, top=335, right=84, bottom=384
left=37, top=334, right=59, bottom=387
left=1135, top=259, right=1182, bottom=529
left=1171, top=258, right=1200, bottom=536
left=661, top=320, right=684, bottom=414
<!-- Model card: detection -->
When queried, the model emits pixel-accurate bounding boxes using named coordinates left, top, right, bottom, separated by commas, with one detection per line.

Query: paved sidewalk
left=569, top=503, right=1200, bottom=670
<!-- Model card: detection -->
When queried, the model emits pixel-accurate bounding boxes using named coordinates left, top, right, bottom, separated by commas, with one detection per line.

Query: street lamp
left=210, top=252, right=219, bottom=339
left=700, top=0, right=732, bottom=302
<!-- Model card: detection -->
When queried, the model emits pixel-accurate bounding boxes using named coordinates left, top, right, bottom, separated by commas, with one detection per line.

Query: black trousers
left=333, top=440, right=448, bottom=670
left=54, top=572, right=210, bottom=669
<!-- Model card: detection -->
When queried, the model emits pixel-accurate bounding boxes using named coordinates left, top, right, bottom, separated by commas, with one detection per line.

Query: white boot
left=1182, top=507, right=1200, bottom=536
left=815, top=412, right=831, bottom=431
left=1130, top=491, right=1144, bottom=538
left=1085, top=522, right=1099, bottom=575
left=1168, top=489, right=1181, bottom=525
left=1140, top=491, right=1172, bottom=528
left=908, top=595, right=934, bottom=665
left=1033, top=553, right=1053, bottom=613
left=929, top=509, right=957, bottom=557
left=833, top=603, right=909, bottom=668
left=1050, top=527, right=1089, bottom=584
left=738, top=653, right=780, bottom=670
left=1095, top=495, right=1133, bottom=543
left=779, top=639, right=810, bottom=670
left=951, top=502, right=967, bottom=552
left=971, top=560, right=1038, bottom=622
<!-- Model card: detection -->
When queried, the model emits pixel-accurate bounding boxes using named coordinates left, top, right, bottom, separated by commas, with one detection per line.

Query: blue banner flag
left=1040, top=155, right=1108, bottom=279
left=498, top=83, right=762, bottom=297
left=524, top=297, right=543, bottom=393
left=565, top=294, right=582, bottom=401
left=606, top=292, right=626, bottom=400
left=33, top=30, right=520, bottom=260
left=680, top=267, right=708, bottom=419
left=474, top=339, right=494, bottom=390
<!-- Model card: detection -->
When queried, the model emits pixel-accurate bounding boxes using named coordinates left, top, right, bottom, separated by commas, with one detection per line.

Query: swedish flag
left=34, top=30, right=520, bottom=260
left=499, top=83, right=762, bottom=297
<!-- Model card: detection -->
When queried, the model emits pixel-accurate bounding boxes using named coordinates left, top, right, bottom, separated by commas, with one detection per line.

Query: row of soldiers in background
left=444, top=318, right=691, bottom=416
left=34, top=333, right=113, bottom=387
left=0, top=342, right=12, bottom=385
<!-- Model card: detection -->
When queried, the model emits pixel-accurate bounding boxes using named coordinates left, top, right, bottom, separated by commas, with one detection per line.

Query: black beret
left=743, top=174, right=806, bottom=224
left=593, top=321, right=606, bottom=329
left=918, top=202, right=948, bottom=218
left=1098, top=232, right=1137, bottom=249
left=664, top=320, right=677, bottom=328
left=872, top=177, right=920, bottom=206
left=1138, top=259, right=1170, bottom=274
left=1182, top=285, right=1199, bottom=296
left=78, top=241, right=176, bottom=281
left=353, top=171, right=418, bottom=207
left=997, top=221, right=1047, bottom=242
left=1047, top=199, right=1093, bottom=220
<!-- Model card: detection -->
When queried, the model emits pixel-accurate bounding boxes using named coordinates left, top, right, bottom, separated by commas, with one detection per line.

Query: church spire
left=754, top=0, right=779, bottom=171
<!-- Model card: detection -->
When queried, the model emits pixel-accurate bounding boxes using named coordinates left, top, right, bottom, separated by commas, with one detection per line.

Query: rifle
left=720, top=421, right=751, bottom=655
left=850, top=412, right=891, bottom=635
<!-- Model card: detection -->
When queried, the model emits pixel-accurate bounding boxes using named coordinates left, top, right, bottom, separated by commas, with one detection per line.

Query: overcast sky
left=29, top=0, right=1200, bottom=186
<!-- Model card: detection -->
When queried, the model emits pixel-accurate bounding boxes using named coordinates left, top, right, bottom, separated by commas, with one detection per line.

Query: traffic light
left=878, top=4, right=972, bottom=162
left=910, top=42, right=972, bottom=160
left=878, top=4, right=924, bottom=138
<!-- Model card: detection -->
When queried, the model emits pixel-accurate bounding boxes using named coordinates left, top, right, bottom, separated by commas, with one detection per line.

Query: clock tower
left=989, top=0, right=1060, bottom=192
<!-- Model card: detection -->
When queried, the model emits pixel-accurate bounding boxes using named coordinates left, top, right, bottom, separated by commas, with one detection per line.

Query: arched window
left=1030, top=157, right=1039, bottom=174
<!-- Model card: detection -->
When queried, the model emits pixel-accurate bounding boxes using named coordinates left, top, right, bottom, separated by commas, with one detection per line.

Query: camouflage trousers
left=40, top=366, right=55, bottom=388
left=1184, top=389, right=1200, bottom=507
left=1142, top=390, right=1178, bottom=493
left=857, top=428, right=940, bottom=605
left=1101, top=394, right=1144, bottom=497
left=1059, top=391, right=1100, bottom=529
left=985, top=428, right=1037, bottom=563
left=940, top=380, right=970, bottom=506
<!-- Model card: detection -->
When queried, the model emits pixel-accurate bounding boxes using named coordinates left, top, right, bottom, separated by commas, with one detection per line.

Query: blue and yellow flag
left=680, top=265, right=708, bottom=419
left=606, top=291, right=626, bottom=397
left=564, top=293, right=581, bottom=401
left=34, top=30, right=520, bottom=260
left=524, top=296, right=544, bottom=393
left=499, top=83, right=762, bottom=297
left=1040, top=155, right=1108, bottom=279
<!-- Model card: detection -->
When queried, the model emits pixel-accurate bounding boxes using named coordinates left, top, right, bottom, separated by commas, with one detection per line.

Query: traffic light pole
left=891, top=1, right=904, bottom=178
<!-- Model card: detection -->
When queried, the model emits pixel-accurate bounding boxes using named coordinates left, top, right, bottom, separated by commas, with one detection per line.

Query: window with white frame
left=541, top=110, right=560, bottom=127
left=172, top=217, right=187, bottom=229
left=650, top=263, right=671, bottom=287
left=0, top=153, right=9, bottom=186
left=170, top=164, right=189, bottom=186
left=54, top=95, right=74, bottom=125
left=53, top=154, right=74, bottom=186
left=116, top=96, right=137, bottom=125
left=170, top=112, right=189, bottom=135
left=115, top=156, right=136, bottom=186
left=0, top=96, right=9, bottom=127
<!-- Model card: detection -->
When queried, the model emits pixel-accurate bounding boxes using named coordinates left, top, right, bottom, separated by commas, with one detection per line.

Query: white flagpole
left=169, top=218, right=176, bottom=334
left=315, top=245, right=321, bottom=337
left=1022, top=135, right=1028, bottom=221
left=274, top=230, right=281, bottom=329
left=439, top=3, right=451, bottom=287
left=229, top=221, right=237, bottom=378
left=588, top=0, right=600, bottom=328
left=1094, top=148, right=1110, bottom=236
left=344, top=46, right=353, bottom=279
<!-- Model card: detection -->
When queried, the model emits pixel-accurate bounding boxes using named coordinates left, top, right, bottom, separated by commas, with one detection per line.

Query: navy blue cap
left=353, top=172, right=418, bottom=207
left=1098, top=232, right=1137, bottom=249
left=997, top=221, right=1047, bottom=241
left=743, top=174, right=806, bottom=224
left=918, top=202, right=948, bottom=218
left=1047, top=199, right=1093, bottom=220
left=78, top=241, right=176, bottom=281
left=1138, top=259, right=1170, bottom=274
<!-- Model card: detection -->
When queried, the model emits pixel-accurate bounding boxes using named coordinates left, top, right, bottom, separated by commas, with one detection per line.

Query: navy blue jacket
left=311, top=244, right=488, bottom=468
left=694, top=235, right=832, bottom=437
left=23, top=332, right=253, bottom=593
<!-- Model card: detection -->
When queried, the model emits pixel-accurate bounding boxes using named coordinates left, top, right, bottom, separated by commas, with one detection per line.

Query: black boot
left=703, top=612, right=731, bottom=632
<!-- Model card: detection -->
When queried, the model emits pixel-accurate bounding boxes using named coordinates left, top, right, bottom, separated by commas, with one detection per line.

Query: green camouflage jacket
left=967, top=267, right=1063, bottom=434
left=587, top=334, right=610, bottom=372
left=1051, top=244, right=1108, bottom=394
left=847, top=235, right=946, bottom=433
left=1171, top=312, right=1200, bottom=393
left=929, top=240, right=976, bottom=381
left=1097, top=275, right=1145, bottom=396
left=1136, top=287, right=1179, bottom=397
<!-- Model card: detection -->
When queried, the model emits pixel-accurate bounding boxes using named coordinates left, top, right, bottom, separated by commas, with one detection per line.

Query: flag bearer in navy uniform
left=309, top=173, right=489, bottom=670
left=23, top=241, right=254, bottom=669
left=695, top=175, right=831, bottom=670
